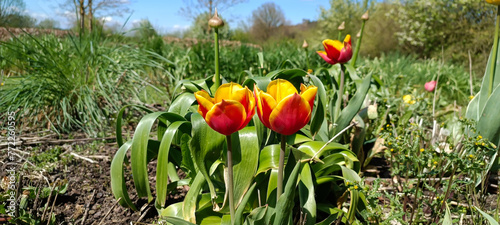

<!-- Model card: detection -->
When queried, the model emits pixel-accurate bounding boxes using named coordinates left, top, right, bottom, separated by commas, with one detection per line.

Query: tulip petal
left=254, top=85, right=276, bottom=129
left=337, top=42, right=352, bottom=64
left=239, top=87, right=256, bottom=130
left=269, top=93, right=311, bottom=135
left=194, top=90, right=214, bottom=118
left=205, top=100, right=246, bottom=136
left=300, top=84, right=318, bottom=109
left=344, top=35, right=351, bottom=46
left=214, top=82, right=246, bottom=104
left=266, top=79, right=297, bottom=103
left=317, top=51, right=336, bottom=65
left=322, top=39, right=343, bottom=60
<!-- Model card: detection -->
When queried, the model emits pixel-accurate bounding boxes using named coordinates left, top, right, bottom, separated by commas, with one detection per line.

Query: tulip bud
left=338, top=21, right=345, bottom=31
left=208, top=8, right=224, bottom=28
left=361, top=11, right=369, bottom=21
left=302, top=40, right=309, bottom=49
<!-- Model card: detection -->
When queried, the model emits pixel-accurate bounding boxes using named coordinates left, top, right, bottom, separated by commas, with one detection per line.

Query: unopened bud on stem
left=338, top=21, right=345, bottom=31
left=357, top=30, right=361, bottom=38
left=208, top=8, right=225, bottom=28
left=302, top=40, right=309, bottom=49
left=361, top=11, right=369, bottom=21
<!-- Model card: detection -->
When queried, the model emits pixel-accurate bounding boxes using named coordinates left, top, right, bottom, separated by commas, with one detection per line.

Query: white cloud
left=101, top=16, right=113, bottom=22
left=171, top=24, right=189, bottom=31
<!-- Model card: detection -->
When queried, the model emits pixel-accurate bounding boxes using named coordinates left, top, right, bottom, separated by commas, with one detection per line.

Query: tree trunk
left=88, top=0, right=93, bottom=32
left=79, top=0, right=85, bottom=33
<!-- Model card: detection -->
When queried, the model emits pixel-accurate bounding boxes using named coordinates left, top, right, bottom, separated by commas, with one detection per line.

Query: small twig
left=98, top=197, right=122, bottom=225
left=46, top=190, right=59, bottom=225
left=31, top=183, right=42, bottom=218
left=41, top=179, right=58, bottom=222
left=81, top=190, right=96, bottom=225
left=137, top=206, right=152, bottom=223
left=310, top=122, right=358, bottom=161
left=70, top=152, right=98, bottom=164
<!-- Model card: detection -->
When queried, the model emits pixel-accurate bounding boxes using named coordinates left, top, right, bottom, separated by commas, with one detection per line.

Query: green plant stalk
left=409, top=168, right=422, bottom=225
left=214, top=28, right=221, bottom=90
left=351, top=20, right=366, bottom=67
left=334, top=64, right=346, bottom=123
left=437, top=166, right=458, bottom=221
left=277, top=134, right=286, bottom=200
left=226, top=135, right=235, bottom=224
left=338, top=31, right=342, bottom=43
left=305, top=48, right=311, bottom=70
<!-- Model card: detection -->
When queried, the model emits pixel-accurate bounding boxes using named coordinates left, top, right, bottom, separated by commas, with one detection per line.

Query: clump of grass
left=0, top=32, right=173, bottom=135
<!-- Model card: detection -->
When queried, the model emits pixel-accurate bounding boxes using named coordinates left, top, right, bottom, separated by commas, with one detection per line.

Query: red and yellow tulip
left=254, top=79, right=317, bottom=135
left=486, top=0, right=500, bottom=5
left=195, top=83, right=255, bottom=136
left=317, top=35, right=353, bottom=65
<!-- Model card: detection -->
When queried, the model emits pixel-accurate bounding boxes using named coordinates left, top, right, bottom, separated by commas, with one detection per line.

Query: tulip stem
left=351, top=20, right=366, bottom=67
left=277, top=134, right=286, bottom=201
left=334, top=64, right=346, bottom=123
left=214, top=27, right=221, bottom=90
left=489, top=5, right=500, bottom=97
left=305, top=48, right=311, bottom=71
left=226, top=135, right=235, bottom=224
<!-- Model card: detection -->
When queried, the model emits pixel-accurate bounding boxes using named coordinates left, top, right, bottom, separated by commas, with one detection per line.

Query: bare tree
left=0, top=0, right=35, bottom=27
left=60, top=0, right=131, bottom=32
left=179, top=0, right=248, bottom=19
left=250, top=2, right=286, bottom=41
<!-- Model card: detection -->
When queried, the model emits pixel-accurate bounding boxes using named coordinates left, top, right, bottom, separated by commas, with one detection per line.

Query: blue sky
left=23, top=0, right=330, bottom=33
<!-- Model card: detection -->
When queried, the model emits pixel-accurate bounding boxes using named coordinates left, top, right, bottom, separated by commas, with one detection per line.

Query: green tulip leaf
left=189, top=113, right=225, bottom=210
left=272, top=161, right=302, bottom=225
left=131, top=112, right=186, bottom=202
left=110, top=140, right=137, bottom=210
left=332, top=74, right=371, bottom=141
left=229, top=127, right=260, bottom=209
left=298, top=163, right=316, bottom=225
left=477, top=83, right=500, bottom=146
left=309, top=75, right=327, bottom=139
left=156, top=121, right=191, bottom=208
left=168, top=93, right=197, bottom=116
left=115, top=104, right=152, bottom=147
left=182, top=171, right=206, bottom=223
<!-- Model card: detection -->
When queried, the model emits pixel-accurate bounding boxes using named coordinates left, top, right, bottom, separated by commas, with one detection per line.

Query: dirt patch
left=0, top=138, right=171, bottom=224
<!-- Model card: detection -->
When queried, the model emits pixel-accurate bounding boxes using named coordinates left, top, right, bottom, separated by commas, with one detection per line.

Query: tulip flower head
left=486, top=0, right=500, bottom=5
left=254, top=79, right=317, bottom=135
left=317, top=35, right=353, bottom=65
left=424, top=80, right=437, bottom=92
left=195, top=83, right=255, bottom=136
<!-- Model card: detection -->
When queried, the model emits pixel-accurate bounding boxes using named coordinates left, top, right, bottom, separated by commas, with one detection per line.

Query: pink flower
left=425, top=81, right=437, bottom=92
